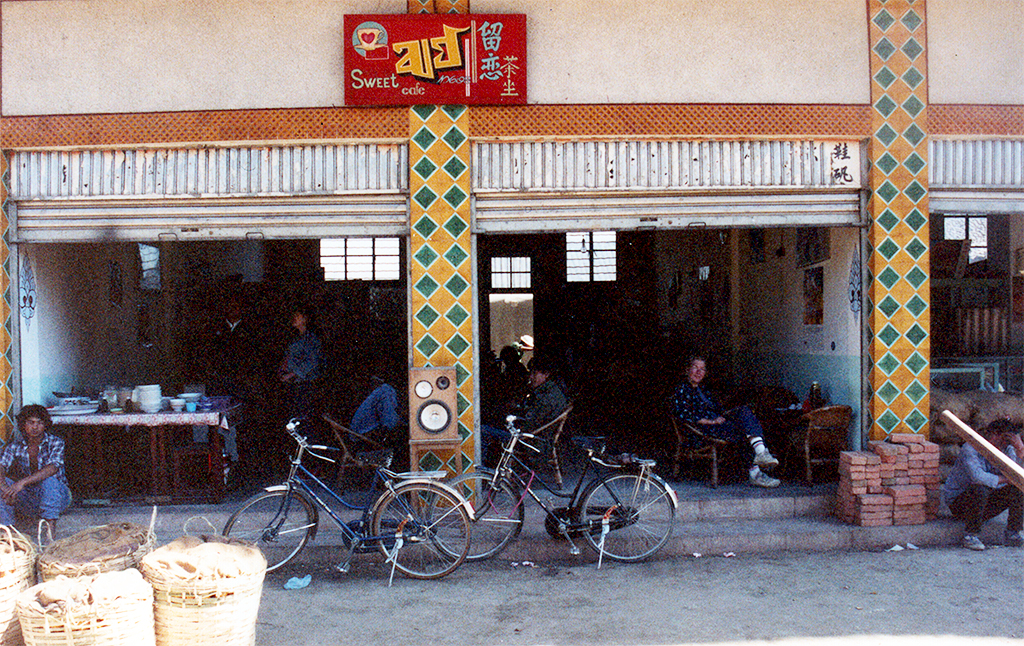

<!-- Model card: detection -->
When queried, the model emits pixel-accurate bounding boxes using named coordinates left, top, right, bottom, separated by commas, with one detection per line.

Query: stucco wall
left=928, top=0, right=1024, bottom=105
left=3, top=0, right=869, bottom=115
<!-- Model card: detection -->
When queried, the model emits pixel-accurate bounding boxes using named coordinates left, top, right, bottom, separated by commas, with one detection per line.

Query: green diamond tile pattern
left=905, top=266, right=927, bottom=290
left=902, top=95, right=925, bottom=119
left=877, top=238, right=899, bottom=261
left=410, top=106, right=474, bottom=473
left=417, top=450, right=443, bottom=472
left=414, top=274, right=440, bottom=298
left=876, top=181, right=899, bottom=203
left=413, top=156, right=438, bottom=180
left=876, top=152, right=898, bottom=175
left=413, top=186, right=439, bottom=211
left=877, top=410, right=900, bottom=434
left=411, top=105, right=436, bottom=121
left=443, top=213, right=468, bottom=237
left=903, top=124, right=926, bottom=147
left=905, top=239, right=926, bottom=261
left=415, top=303, right=440, bottom=328
left=904, top=180, right=926, bottom=203
left=901, top=9, right=923, bottom=32
left=413, top=214, right=439, bottom=239
left=877, top=381, right=900, bottom=406
left=904, top=409, right=928, bottom=433
left=876, top=209, right=899, bottom=232
left=905, top=323, right=928, bottom=346
left=415, top=334, right=441, bottom=359
left=874, top=67, right=897, bottom=90
left=874, top=96, right=898, bottom=119
left=876, top=352, right=900, bottom=377
left=443, top=245, right=468, bottom=268
left=905, top=380, right=928, bottom=405
left=905, top=294, right=929, bottom=317
left=445, top=273, right=469, bottom=298
left=873, top=9, right=895, bottom=31
left=905, top=209, right=927, bottom=232
left=411, top=126, right=438, bottom=151
left=873, top=37, right=897, bottom=61
left=875, top=124, right=898, bottom=147
left=903, top=67, right=924, bottom=89
left=877, top=324, right=901, bottom=347
left=876, top=266, right=901, bottom=290
left=413, top=245, right=439, bottom=268
left=905, top=352, right=928, bottom=376
left=901, top=38, right=923, bottom=61
left=877, top=295, right=901, bottom=318
left=903, top=152, right=926, bottom=175
left=445, top=303, right=469, bottom=327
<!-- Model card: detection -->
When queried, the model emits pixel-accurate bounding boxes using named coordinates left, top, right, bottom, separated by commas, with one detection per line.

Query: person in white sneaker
left=942, top=418, right=1024, bottom=551
left=672, top=356, right=780, bottom=488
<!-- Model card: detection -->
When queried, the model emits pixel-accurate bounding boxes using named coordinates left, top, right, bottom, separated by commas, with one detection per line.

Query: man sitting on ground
left=942, top=418, right=1023, bottom=551
left=0, top=405, right=72, bottom=533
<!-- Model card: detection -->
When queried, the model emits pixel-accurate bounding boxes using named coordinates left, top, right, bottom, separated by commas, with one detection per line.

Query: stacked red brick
left=836, top=433, right=941, bottom=526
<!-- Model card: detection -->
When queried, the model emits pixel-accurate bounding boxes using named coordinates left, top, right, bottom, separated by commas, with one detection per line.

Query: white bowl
left=178, top=392, right=202, bottom=402
left=170, top=398, right=185, bottom=412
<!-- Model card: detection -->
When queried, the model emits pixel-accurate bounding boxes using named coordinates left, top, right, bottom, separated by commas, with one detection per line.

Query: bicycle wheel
left=578, top=473, right=674, bottom=562
left=223, top=490, right=318, bottom=572
left=450, top=469, right=524, bottom=560
left=371, top=482, right=471, bottom=579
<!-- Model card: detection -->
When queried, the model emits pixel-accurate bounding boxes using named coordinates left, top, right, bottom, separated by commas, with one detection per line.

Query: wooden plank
left=941, top=410, right=1024, bottom=492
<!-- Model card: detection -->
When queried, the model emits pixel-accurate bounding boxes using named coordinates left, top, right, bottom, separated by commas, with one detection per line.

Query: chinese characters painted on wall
left=345, top=14, right=527, bottom=106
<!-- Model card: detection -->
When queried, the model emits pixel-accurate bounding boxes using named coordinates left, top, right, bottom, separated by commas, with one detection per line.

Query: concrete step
left=33, top=478, right=974, bottom=566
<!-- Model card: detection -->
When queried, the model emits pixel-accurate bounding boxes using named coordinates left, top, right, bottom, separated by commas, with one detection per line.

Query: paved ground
left=253, top=545, right=1024, bottom=645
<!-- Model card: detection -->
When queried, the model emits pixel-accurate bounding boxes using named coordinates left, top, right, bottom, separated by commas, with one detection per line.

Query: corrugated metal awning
left=12, top=195, right=408, bottom=243
left=473, top=189, right=864, bottom=233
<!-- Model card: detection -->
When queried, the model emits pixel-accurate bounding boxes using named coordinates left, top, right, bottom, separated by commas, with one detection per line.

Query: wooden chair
left=669, top=417, right=730, bottom=487
left=322, top=414, right=393, bottom=480
left=791, top=405, right=853, bottom=484
left=531, top=404, right=573, bottom=487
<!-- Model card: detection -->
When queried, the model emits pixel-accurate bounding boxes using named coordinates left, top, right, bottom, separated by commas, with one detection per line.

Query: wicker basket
left=16, top=569, right=154, bottom=646
left=37, top=523, right=155, bottom=582
left=0, top=526, right=36, bottom=646
left=140, top=535, right=266, bottom=646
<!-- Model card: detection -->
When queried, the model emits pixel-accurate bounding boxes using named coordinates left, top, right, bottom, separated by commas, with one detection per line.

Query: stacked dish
left=133, top=385, right=162, bottom=414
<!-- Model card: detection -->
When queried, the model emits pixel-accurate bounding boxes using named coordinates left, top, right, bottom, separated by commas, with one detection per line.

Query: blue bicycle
left=223, top=419, right=473, bottom=580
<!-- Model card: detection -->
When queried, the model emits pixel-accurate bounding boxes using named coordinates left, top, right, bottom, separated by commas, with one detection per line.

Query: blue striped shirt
left=0, top=433, right=68, bottom=486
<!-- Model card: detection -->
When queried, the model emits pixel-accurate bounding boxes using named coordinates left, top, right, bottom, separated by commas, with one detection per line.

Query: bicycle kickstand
left=335, top=540, right=358, bottom=574
left=558, top=523, right=582, bottom=555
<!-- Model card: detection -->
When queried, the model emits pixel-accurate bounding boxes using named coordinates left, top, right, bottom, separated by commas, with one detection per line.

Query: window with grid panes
left=491, top=256, right=531, bottom=289
left=320, top=238, right=400, bottom=280
left=943, top=216, right=988, bottom=264
left=566, top=231, right=616, bottom=282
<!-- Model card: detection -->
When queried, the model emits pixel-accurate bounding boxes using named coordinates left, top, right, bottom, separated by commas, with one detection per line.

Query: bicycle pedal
left=569, top=546, right=581, bottom=555
left=334, top=562, right=351, bottom=574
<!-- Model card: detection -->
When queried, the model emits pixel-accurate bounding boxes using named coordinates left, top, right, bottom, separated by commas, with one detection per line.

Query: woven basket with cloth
left=140, top=535, right=266, bottom=646
left=16, top=568, right=154, bottom=646
left=0, top=526, right=36, bottom=646
left=37, top=523, right=155, bottom=582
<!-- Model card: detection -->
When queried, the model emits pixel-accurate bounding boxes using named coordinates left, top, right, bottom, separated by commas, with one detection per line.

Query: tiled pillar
left=409, top=106, right=474, bottom=472
left=0, top=153, right=12, bottom=441
left=866, top=1, right=930, bottom=439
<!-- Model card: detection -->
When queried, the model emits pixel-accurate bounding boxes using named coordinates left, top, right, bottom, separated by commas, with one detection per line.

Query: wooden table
left=51, top=405, right=237, bottom=503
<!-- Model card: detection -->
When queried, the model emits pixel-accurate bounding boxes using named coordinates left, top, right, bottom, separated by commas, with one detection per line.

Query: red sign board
left=344, top=14, right=527, bottom=106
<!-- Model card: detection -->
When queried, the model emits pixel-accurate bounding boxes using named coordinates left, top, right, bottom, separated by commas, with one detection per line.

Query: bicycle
left=223, top=419, right=474, bottom=581
left=451, top=416, right=678, bottom=563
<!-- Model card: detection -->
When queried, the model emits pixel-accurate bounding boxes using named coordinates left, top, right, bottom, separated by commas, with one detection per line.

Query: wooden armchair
left=669, top=417, right=730, bottom=487
left=322, top=414, right=396, bottom=480
left=530, top=404, right=574, bottom=487
left=790, top=405, right=853, bottom=484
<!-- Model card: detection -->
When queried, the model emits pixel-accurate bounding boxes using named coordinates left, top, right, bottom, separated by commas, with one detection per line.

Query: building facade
left=1, top=0, right=1022, bottom=472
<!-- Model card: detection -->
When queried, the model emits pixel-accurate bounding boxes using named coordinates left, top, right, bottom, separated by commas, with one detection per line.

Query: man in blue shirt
left=0, top=405, right=72, bottom=533
left=942, top=418, right=1024, bottom=551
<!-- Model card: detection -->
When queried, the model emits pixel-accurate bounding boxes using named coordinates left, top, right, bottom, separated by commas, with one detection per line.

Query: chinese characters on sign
left=345, top=14, right=527, bottom=106
left=828, top=142, right=860, bottom=186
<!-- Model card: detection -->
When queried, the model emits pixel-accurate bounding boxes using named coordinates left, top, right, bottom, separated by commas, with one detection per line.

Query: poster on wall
left=344, top=14, right=527, bottom=106
left=804, top=266, right=823, bottom=325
